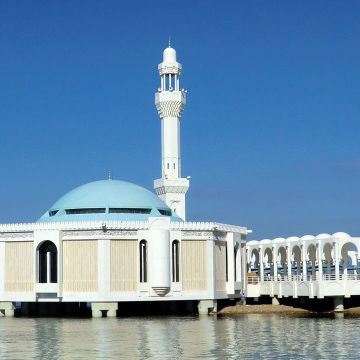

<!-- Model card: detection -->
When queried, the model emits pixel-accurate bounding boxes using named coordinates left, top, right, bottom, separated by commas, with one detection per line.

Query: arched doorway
left=38, top=241, right=57, bottom=283
left=306, top=244, right=317, bottom=278
left=277, top=247, right=287, bottom=278
left=263, top=247, right=273, bottom=279
left=249, top=249, right=259, bottom=274
left=323, top=243, right=334, bottom=276
left=341, top=242, right=358, bottom=276
left=291, top=245, right=301, bottom=276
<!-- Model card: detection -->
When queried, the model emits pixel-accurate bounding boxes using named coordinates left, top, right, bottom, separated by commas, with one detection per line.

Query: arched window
left=38, top=241, right=57, bottom=283
left=139, top=240, right=147, bottom=283
left=172, top=240, right=180, bottom=282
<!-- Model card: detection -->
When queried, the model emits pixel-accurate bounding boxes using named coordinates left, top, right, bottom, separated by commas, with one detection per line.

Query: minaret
left=154, top=45, right=189, bottom=220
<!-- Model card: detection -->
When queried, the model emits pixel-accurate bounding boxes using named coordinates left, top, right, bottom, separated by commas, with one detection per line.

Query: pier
left=246, top=232, right=360, bottom=310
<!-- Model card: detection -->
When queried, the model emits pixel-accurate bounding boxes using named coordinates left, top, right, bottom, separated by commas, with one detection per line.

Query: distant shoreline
left=218, top=304, right=360, bottom=315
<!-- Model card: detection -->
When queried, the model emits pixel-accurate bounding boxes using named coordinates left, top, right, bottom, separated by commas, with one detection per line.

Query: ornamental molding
left=0, top=220, right=248, bottom=235
left=63, top=230, right=137, bottom=238
left=181, top=231, right=213, bottom=239
left=158, top=63, right=182, bottom=75
left=0, top=232, right=33, bottom=240
left=0, top=221, right=150, bottom=232
left=154, top=185, right=189, bottom=195
left=172, top=222, right=248, bottom=234
left=156, top=100, right=185, bottom=119
left=155, top=91, right=186, bottom=119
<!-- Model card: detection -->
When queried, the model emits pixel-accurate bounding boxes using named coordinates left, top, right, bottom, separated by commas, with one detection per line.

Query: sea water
left=0, top=314, right=357, bottom=359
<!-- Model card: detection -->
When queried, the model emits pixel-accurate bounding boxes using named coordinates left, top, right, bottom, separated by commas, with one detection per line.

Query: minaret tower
left=154, top=44, right=189, bottom=220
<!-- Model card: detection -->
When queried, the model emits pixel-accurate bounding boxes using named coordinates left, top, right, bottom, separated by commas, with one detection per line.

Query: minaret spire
left=153, top=45, right=189, bottom=220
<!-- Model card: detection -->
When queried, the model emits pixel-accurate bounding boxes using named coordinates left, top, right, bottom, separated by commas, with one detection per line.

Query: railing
left=247, top=273, right=360, bottom=284
left=322, top=274, right=360, bottom=281
left=342, top=274, right=360, bottom=280
left=247, top=276, right=259, bottom=284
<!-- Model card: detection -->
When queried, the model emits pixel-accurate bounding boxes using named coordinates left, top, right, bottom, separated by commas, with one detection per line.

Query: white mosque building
left=0, top=45, right=250, bottom=317
left=0, top=45, right=357, bottom=317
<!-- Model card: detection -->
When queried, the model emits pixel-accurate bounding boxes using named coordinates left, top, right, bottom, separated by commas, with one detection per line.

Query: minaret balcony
left=154, top=178, right=189, bottom=196
left=155, top=91, right=186, bottom=118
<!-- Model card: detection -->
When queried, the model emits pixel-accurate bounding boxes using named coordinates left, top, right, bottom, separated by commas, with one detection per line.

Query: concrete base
left=198, top=300, right=217, bottom=315
left=272, top=297, right=280, bottom=305
left=91, top=302, right=118, bottom=318
left=0, top=302, right=15, bottom=317
left=333, top=296, right=344, bottom=312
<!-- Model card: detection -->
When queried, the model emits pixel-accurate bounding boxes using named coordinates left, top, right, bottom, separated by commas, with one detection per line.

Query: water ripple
left=0, top=314, right=357, bottom=359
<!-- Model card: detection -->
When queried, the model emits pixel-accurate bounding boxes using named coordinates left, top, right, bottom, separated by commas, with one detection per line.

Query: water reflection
left=0, top=314, right=358, bottom=359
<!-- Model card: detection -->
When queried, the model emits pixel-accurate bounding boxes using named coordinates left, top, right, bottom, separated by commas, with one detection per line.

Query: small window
left=139, top=240, right=147, bottom=283
left=49, top=210, right=58, bottom=217
left=65, top=208, right=106, bottom=215
left=109, top=208, right=151, bottom=214
left=167, top=163, right=170, bottom=169
left=158, top=209, right=172, bottom=216
left=173, top=163, right=175, bottom=169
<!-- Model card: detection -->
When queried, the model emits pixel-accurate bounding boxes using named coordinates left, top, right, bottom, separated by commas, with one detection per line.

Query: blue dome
left=38, top=179, right=181, bottom=222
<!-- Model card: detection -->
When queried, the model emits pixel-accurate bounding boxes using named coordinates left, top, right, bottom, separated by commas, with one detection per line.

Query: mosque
left=1, top=45, right=357, bottom=317
left=0, top=45, right=250, bottom=317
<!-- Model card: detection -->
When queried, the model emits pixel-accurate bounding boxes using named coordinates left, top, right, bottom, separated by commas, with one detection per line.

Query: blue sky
left=0, top=1, right=359, bottom=239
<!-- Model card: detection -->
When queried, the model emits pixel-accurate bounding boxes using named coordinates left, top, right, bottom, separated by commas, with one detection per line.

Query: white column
left=317, top=244, right=323, bottom=280
left=334, top=242, right=340, bottom=280
left=226, top=233, right=235, bottom=295
left=98, top=239, right=111, bottom=298
left=242, top=245, right=247, bottom=293
left=209, top=239, right=216, bottom=297
left=286, top=246, right=292, bottom=279
left=149, top=227, right=170, bottom=296
left=302, top=244, right=307, bottom=281
left=259, top=247, right=264, bottom=281
left=0, top=242, right=6, bottom=298
left=272, top=247, right=277, bottom=281
left=46, top=252, right=51, bottom=283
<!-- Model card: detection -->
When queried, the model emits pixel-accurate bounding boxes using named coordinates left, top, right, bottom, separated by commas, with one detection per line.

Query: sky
left=0, top=1, right=359, bottom=239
